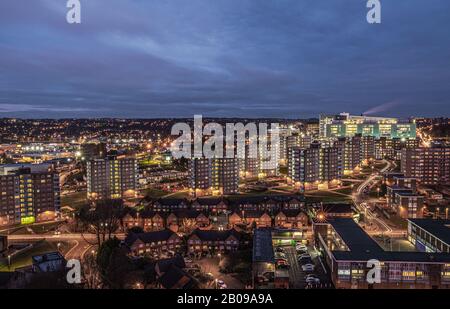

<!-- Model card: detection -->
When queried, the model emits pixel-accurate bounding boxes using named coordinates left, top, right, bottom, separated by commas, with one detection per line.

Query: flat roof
left=395, top=192, right=421, bottom=197
left=408, top=219, right=450, bottom=245
left=252, top=228, right=274, bottom=263
left=328, top=218, right=450, bottom=263
left=329, top=218, right=384, bottom=254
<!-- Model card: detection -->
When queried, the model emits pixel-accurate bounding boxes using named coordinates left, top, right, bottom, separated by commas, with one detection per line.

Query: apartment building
left=319, top=113, right=416, bottom=139
left=86, top=156, right=138, bottom=200
left=189, top=157, right=239, bottom=196
left=0, top=164, right=60, bottom=226
left=401, top=147, right=450, bottom=185
left=288, top=142, right=342, bottom=191
left=334, top=135, right=361, bottom=174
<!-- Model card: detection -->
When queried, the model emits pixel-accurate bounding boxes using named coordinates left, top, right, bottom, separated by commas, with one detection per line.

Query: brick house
left=187, top=229, right=241, bottom=253
left=229, top=211, right=272, bottom=228
left=274, top=210, right=308, bottom=228
left=191, top=198, right=228, bottom=213
left=124, top=229, right=181, bottom=256
left=151, top=198, right=189, bottom=212
left=122, top=210, right=166, bottom=231
left=166, top=210, right=210, bottom=231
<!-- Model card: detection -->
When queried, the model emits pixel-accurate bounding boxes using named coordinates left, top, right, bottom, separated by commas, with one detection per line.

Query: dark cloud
left=0, top=0, right=449, bottom=118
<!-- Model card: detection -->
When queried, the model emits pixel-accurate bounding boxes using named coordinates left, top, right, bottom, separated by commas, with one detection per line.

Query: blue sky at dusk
left=1, top=0, right=449, bottom=118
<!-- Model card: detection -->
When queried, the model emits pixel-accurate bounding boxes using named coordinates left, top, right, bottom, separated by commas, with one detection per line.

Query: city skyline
left=1, top=0, right=450, bottom=119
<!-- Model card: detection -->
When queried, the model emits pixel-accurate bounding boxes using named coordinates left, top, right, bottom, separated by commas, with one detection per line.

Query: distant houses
left=187, top=229, right=241, bottom=253
left=124, top=229, right=182, bottom=256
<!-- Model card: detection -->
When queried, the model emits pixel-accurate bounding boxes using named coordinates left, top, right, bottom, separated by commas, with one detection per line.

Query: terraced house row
left=122, top=208, right=309, bottom=232
left=146, top=195, right=305, bottom=213
left=123, top=228, right=245, bottom=256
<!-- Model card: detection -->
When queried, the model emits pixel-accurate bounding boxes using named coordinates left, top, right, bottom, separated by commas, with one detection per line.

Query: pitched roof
left=158, top=265, right=195, bottom=289
left=124, top=229, right=177, bottom=246
left=242, top=210, right=271, bottom=218
left=276, top=209, right=304, bottom=217
left=156, top=254, right=186, bottom=274
left=191, top=229, right=241, bottom=241
left=170, top=210, right=203, bottom=219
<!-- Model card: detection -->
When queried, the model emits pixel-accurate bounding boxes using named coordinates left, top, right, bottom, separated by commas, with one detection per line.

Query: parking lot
left=274, top=243, right=332, bottom=289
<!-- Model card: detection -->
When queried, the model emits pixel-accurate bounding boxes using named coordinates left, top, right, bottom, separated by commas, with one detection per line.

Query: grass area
left=304, top=190, right=353, bottom=203
left=143, top=188, right=169, bottom=199
left=273, top=186, right=296, bottom=192
left=163, top=190, right=190, bottom=199
left=0, top=241, right=69, bottom=271
left=139, top=157, right=172, bottom=168
left=332, top=187, right=353, bottom=195
left=61, top=191, right=88, bottom=210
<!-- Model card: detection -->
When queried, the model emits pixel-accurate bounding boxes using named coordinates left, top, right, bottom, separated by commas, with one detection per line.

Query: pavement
left=195, top=257, right=245, bottom=289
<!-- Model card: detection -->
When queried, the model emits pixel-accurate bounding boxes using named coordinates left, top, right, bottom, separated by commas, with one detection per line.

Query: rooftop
left=252, top=228, right=274, bottom=263
left=408, top=219, right=450, bottom=245
left=328, top=218, right=450, bottom=263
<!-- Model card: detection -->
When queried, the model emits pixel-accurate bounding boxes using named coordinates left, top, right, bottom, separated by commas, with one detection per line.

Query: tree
left=96, top=237, right=134, bottom=289
left=76, top=199, right=125, bottom=246
left=128, top=226, right=144, bottom=234
left=83, top=253, right=102, bottom=289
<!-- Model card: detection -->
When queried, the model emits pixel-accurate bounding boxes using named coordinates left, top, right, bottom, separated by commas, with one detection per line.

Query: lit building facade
left=288, top=142, right=342, bottom=191
left=320, top=113, right=416, bottom=139
left=401, top=147, right=450, bottom=185
left=189, top=157, right=239, bottom=196
left=0, top=164, right=60, bottom=226
left=86, top=157, right=138, bottom=200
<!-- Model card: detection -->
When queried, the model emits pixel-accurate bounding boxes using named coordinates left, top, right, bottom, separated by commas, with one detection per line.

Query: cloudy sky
left=1, top=0, right=449, bottom=118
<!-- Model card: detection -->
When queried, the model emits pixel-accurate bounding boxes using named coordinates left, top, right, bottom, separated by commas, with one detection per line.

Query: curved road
left=352, top=159, right=394, bottom=234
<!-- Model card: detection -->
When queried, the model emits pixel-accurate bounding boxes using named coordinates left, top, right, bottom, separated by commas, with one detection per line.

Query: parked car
left=296, top=243, right=307, bottom=249
left=302, top=264, right=315, bottom=272
left=305, top=275, right=320, bottom=284
left=298, top=253, right=311, bottom=259
left=257, top=275, right=269, bottom=283
left=299, top=258, right=313, bottom=265
left=276, top=260, right=290, bottom=268
left=275, top=252, right=287, bottom=259
left=296, top=247, right=308, bottom=254
left=276, top=256, right=288, bottom=261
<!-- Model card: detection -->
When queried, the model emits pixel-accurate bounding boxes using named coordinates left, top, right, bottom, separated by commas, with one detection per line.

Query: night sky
left=1, top=0, right=449, bottom=119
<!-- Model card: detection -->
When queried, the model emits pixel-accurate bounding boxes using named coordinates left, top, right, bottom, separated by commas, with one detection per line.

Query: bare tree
left=76, top=199, right=125, bottom=246
left=83, top=253, right=102, bottom=289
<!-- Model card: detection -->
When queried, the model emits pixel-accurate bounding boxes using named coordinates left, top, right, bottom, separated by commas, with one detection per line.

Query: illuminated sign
left=21, top=216, right=35, bottom=225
